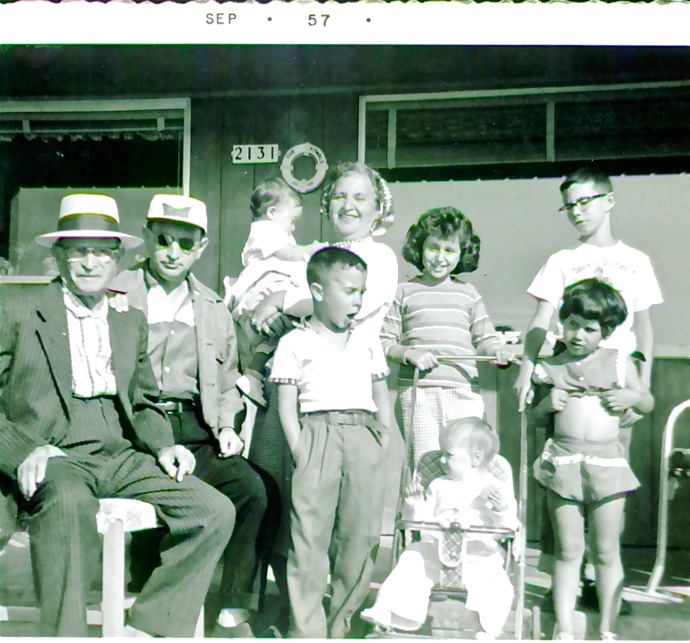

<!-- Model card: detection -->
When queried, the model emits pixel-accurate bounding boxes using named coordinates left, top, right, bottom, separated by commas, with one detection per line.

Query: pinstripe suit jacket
left=0, top=279, right=175, bottom=539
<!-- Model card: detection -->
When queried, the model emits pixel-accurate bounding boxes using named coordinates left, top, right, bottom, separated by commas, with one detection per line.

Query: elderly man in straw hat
left=0, top=194, right=234, bottom=637
left=110, top=194, right=271, bottom=637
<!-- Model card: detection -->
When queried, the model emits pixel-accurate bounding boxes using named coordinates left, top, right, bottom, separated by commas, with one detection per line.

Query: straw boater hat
left=146, top=194, right=207, bottom=234
left=34, top=194, right=142, bottom=250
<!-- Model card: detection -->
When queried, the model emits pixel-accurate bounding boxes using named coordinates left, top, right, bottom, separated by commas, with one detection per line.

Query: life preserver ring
left=280, top=143, right=328, bottom=194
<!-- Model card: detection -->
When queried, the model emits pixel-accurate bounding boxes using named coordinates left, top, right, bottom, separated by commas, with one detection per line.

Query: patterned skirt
left=533, top=435, right=640, bottom=504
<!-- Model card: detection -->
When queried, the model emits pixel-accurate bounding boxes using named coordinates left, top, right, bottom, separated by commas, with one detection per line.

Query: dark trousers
left=247, top=383, right=292, bottom=613
left=20, top=398, right=233, bottom=637
left=130, top=409, right=268, bottom=612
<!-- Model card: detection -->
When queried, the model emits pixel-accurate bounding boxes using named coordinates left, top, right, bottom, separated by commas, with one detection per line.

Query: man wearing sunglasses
left=110, top=194, right=268, bottom=636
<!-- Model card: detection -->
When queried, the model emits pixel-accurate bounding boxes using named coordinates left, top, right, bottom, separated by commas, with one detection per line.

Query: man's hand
left=17, top=445, right=66, bottom=500
left=405, top=349, right=438, bottom=372
left=157, top=445, right=196, bottom=482
left=218, top=427, right=244, bottom=458
left=601, top=388, right=641, bottom=414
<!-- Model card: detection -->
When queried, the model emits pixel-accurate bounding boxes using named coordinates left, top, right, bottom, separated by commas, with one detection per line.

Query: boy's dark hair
left=559, top=278, right=628, bottom=339
left=250, top=177, right=302, bottom=221
left=402, top=206, right=480, bottom=274
left=560, top=166, right=613, bottom=195
left=440, top=417, right=499, bottom=467
left=306, top=246, right=367, bottom=286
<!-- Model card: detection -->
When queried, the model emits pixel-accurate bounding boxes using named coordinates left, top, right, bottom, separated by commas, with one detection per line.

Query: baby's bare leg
left=548, top=492, right=585, bottom=637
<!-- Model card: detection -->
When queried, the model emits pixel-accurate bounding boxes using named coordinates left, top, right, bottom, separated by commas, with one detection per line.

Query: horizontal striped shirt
left=380, top=277, right=502, bottom=390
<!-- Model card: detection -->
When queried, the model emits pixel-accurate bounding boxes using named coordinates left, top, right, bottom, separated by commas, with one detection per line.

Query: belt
left=301, top=410, right=374, bottom=425
left=153, top=399, right=197, bottom=414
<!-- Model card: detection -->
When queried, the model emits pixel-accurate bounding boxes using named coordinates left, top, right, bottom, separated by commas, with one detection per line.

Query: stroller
left=367, top=357, right=539, bottom=640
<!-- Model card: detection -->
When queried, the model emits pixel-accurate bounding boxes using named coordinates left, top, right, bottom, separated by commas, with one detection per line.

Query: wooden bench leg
left=101, top=518, right=125, bottom=637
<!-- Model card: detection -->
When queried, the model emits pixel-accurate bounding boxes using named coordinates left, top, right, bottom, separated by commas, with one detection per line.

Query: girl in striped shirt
left=381, top=207, right=510, bottom=464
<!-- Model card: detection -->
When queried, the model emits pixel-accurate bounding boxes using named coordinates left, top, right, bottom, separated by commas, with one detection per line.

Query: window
left=0, top=99, right=191, bottom=260
left=359, top=81, right=690, bottom=176
left=0, top=98, right=191, bottom=191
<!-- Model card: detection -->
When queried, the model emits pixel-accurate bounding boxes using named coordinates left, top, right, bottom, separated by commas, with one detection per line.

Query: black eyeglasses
left=156, top=233, right=198, bottom=253
left=558, top=193, right=610, bottom=214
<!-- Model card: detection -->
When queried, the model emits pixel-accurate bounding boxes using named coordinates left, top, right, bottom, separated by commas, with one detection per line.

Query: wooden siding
left=189, top=94, right=358, bottom=291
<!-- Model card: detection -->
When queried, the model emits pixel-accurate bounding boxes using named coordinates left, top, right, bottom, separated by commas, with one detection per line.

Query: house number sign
left=231, top=144, right=280, bottom=164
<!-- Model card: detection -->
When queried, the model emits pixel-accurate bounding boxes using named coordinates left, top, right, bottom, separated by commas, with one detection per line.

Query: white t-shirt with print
left=527, top=241, right=663, bottom=354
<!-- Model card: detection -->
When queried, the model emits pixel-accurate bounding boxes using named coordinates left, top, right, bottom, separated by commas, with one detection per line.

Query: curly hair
left=402, top=207, right=480, bottom=275
left=250, top=177, right=302, bottom=221
left=319, top=162, right=394, bottom=234
left=558, top=278, right=628, bottom=339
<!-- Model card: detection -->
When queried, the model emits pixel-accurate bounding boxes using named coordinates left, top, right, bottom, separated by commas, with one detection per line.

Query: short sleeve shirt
left=146, top=279, right=199, bottom=400
left=242, top=220, right=296, bottom=267
left=268, top=322, right=389, bottom=414
left=527, top=242, right=663, bottom=354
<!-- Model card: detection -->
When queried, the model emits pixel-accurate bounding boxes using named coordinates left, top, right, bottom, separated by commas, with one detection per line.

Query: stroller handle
left=395, top=519, right=515, bottom=539
left=435, top=355, right=522, bottom=366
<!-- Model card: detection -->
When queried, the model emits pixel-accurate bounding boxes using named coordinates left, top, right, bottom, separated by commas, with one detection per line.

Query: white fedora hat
left=146, top=194, right=208, bottom=234
left=35, top=194, right=142, bottom=250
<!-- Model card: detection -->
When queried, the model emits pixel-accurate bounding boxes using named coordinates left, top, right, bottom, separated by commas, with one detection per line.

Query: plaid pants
left=399, top=385, right=485, bottom=465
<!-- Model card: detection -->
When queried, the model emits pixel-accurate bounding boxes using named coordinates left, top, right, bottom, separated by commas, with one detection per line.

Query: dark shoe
left=580, top=582, right=632, bottom=616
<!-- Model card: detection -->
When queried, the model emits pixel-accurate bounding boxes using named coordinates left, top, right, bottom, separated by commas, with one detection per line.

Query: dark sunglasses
left=156, top=233, right=198, bottom=253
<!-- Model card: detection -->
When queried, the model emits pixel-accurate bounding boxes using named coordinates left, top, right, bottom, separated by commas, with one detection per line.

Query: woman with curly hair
left=381, top=206, right=510, bottom=464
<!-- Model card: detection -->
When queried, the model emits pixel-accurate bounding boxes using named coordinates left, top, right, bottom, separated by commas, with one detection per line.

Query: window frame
left=357, top=80, right=690, bottom=170
left=0, top=97, right=191, bottom=194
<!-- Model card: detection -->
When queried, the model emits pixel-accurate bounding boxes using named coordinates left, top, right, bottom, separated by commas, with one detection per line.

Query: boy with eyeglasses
left=109, top=194, right=270, bottom=636
left=514, top=166, right=663, bottom=615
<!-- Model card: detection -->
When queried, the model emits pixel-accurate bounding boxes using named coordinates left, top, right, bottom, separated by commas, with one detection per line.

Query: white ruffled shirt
left=63, top=288, right=117, bottom=398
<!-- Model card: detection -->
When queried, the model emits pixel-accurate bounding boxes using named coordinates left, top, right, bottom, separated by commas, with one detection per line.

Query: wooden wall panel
left=191, top=94, right=360, bottom=291
left=217, top=97, right=261, bottom=286
left=189, top=98, right=224, bottom=290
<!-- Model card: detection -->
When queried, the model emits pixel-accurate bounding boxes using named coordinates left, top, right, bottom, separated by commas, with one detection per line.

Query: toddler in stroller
left=361, top=417, right=518, bottom=638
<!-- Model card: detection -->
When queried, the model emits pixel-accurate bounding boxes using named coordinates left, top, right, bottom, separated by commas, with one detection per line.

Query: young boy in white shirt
left=269, top=246, right=393, bottom=638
